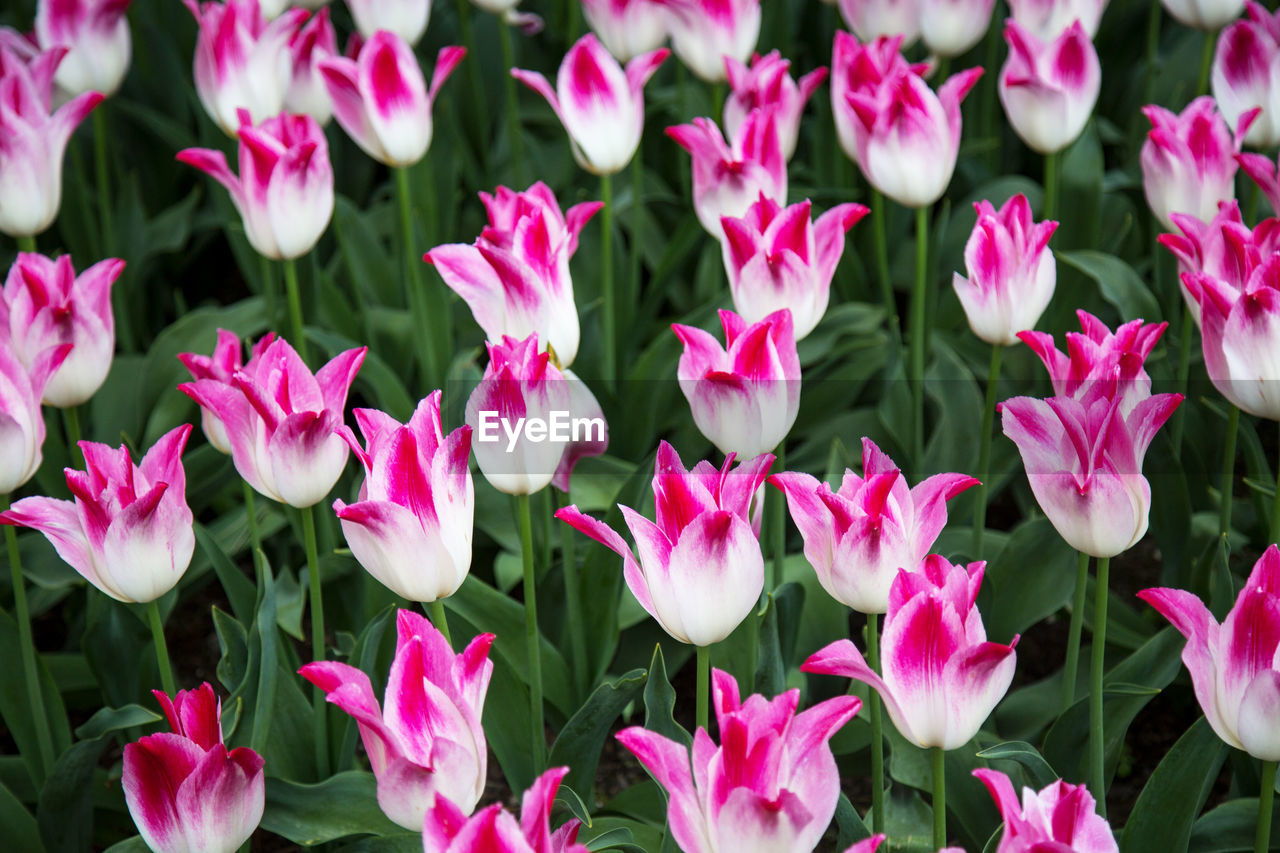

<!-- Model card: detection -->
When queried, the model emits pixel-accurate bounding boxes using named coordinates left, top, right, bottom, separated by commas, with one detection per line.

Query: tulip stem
left=696, top=643, right=710, bottom=733
left=63, top=406, right=84, bottom=469
left=1089, top=555, right=1111, bottom=816
left=3, top=495, right=55, bottom=784
left=1171, top=304, right=1193, bottom=453
left=146, top=600, right=177, bottom=698
left=94, top=109, right=113, bottom=255
left=499, top=22, right=527, bottom=186
left=1257, top=760, right=1277, bottom=853
left=427, top=599, right=452, bottom=648
left=911, top=205, right=930, bottom=478
left=559, top=491, right=588, bottom=695
left=283, top=257, right=307, bottom=362
left=302, top=504, right=331, bottom=778
left=629, top=150, right=644, bottom=345
left=1220, top=405, right=1240, bottom=544
left=1063, top=551, right=1089, bottom=711
left=866, top=611, right=885, bottom=834
left=770, top=443, right=786, bottom=592
left=1197, top=30, right=1215, bottom=97
left=396, top=167, right=443, bottom=389
left=1271, top=432, right=1280, bottom=543
left=711, top=83, right=725, bottom=121
left=518, top=493, right=546, bottom=770
left=1043, top=152, right=1058, bottom=222
left=932, top=746, right=946, bottom=848
left=242, top=480, right=261, bottom=560
left=16, top=235, right=35, bottom=253
left=870, top=190, right=901, bottom=345
left=972, top=343, right=1003, bottom=558
left=259, top=255, right=279, bottom=333
left=602, top=172, right=616, bottom=388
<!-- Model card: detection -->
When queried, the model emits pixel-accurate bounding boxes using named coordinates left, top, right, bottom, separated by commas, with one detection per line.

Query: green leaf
left=982, top=518, right=1076, bottom=642
left=557, top=784, right=595, bottom=827
left=102, top=838, right=149, bottom=853
left=974, top=742, right=1059, bottom=789
left=1190, top=798, right=1280, bottom=852
left=642, top=645, right=690, bottom=747
left=1121, top=717, right=1227, bottom=853
left=195, top=522, right=256, bottom=623
left=585, top=826, right=646, bottom=852
left=73, top=704, right=162, bottom=741
left=262, top=772, right=405, bottom=845
left=834, top=793, right=872, bottom=849
left=331, top=836, right=423, bottom=853
left=0, top=778, right=43, bottom=853
left=548, top=668, right=648, bottom=799
left=1058, top=250, right=1162, bottom=324
left=37, top=739, right=107, bottom=853
left=0, top=605, right=72, bottom=786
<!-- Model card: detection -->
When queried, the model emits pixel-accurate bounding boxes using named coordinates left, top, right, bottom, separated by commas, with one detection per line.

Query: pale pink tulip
left=1006, top=0, right=1107, bottom=39
left=34, top=0, right=133, bottom=97
left=1212, top=2, right=1280, bottom=148
left=829, top=31, right=928, bottom=165
left=655, top=0, right=760, bottom=82
left=347, top=0, right=432, bottom=45
left=837, top=0, right=920, bottom=45
left=999, top=20, right=1100, bottom=155
left=723, top=51, right=828, bottom=161
left=921, top=0, right=997, bottom=58
left=285, top=7, right=337, bottom=124
left=580, top=0, right=668, bottom=62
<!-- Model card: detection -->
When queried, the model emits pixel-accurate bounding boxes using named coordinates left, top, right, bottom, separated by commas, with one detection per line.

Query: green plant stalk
left=1089, top=555, right=1111, bottom=816
left=500, top=23, right=527, bottom=186
left=540, top=491, right=553, bottom=581
left=932, top=745, right=946, bottom=848
left=259, top=254, right=279, bottom=332
left=1063, top=551, right=1090, bottom=711
left=242, top=481, right=262, bottom=584
left=63, top=405, right=84, bottom=468
left=1044, top=151, right=1059, bottom=221
left=455, top=0, right=488, bottom=167
left=396, top=167, right=443, bottom=388
left=94, top=109, right=113, bottom=254
left=629, top=151, right=644, bottom=342
left=560, top=491, right=588, bottom=695
left=283, top=257, right=307, bottom=362
left=871, top=190, right=901, bottom=343
left=1198, top=30, right=1216, bottom=96
left=696, top=643, right=710, bottom=733
left=147, top=599, right=177, bottom=698
left=16, top=235, right=35, bottom=253
left=602, top=172, right=616, bottom=387
left=518, top=493, right=546, bottom=770
left=427, top=599, right=452, bottom=648
left=972, top=344, right=1003, bottom=558
left=1257, top=760, right=1277, bottom=853
left=867, top=612, right=885, bottom=834
left=1272, top=432, right=1280, bottom=543
left=711, top=82, right=726, bottom=121
left=302, top=504, right=331, bottom=777
left=567, top=0, right=582, bottom=40
left=1172, top=304, right=1194, bottom=452
left=1220, top=406, right=1240, bottom=542
left=3, top=495, right=55, bottom=783
left=911, top=205, right=930, bottom=476
left=771, top=443, right=786, bottom=592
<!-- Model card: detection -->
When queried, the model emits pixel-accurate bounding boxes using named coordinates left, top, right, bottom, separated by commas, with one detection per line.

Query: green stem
left=455, top=0, right=488, bottom=169
left=932, top=746, right=947, bottom=848
left=1044, top=151, right=1059, bottom=222
left=243, top=480, right=261, bottom=556
left=499, top=23, right=527, bottom=186
left=146, top=600, right=177, bottom=698
left=1172, top=304, right=1194, bottom=452
left=1257, top=760, right=1277, bottom=853
left=601, top=172, right=616, bottom=387
left=4, top=495, right=55, bottom=783
left=1090, top=556, right=1111, bottom=816
left=1272, top=431, right=1280, bottom=543
left=559, top=491, right=588, bottom=695
left=980, top=18, right=1000, bottom=169
left=283, top=257, right=306, bottom=361
left=1063, top=551, right=1089, bottom=711
left=1197, top=30, right=1216, bottom=97
left=94, top=108, right=113, bottom=254
left=396, top=167, right=444, bottom=387
left=867, top=612, right=885, bottom=834
left=259, top=254, right=279, bottom=332
left=696, top=643, right=710, bottom=733
left=1220, top=406, right=1240, bottom=542
left=427, top=599, right=452, bottom=648
left=871, top=190, right=901, bottom=343
left=518, top=494, right=546, bottom=770
left=712, top=82, right=726, bottom=121
left=972, top=344, right=1003, bottom=558
left=567, top=0, right=582, bottom=41
left=16, top=235, right=35, bottom=253
left=63, top=405, right=84, bottom=469
left=770, top=443, right=787, bottom=592
left=302, top=504, right=331, bottom=777
left=912, top=205, right=930, bottom=477
left=629, top=150, right=643, bottom=347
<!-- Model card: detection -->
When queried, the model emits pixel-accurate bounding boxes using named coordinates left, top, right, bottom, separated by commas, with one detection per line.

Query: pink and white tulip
left=557, top=442, right=771, bottom=646
left=973, top=768, right=1119, bottom=852
left=804, top=556, right=1018, bottom=749
left=34, top=0, right=133, bottom=98
left=0, top=342, right=69, bottom=494
left=655, top=0, right=760, bottom=83
left=921, top=0, right=997, bottom=58
left=1142, top=98, right=1254, bottom=231
left=999, top=20, right=1100, bottom=155
left=422, top=766, right=589, bottom=853
left=123, top=684, right=265, bottom=853
left=1212, top=2, right=1280, bottom=149
left=182, top=0, right=306, bottom=136
left=0, top=425, right=195, bottom=603
left=837, top=0, right=920, bottom=46
left=178, top=336, right=365, bottom=507
left=335, top=392, right=474, bottom=603
left=300, top=610, right=494, bottom=830
left=843, top=839, right=888, bottom=853
left=580, top=0, right=668, bottom=62
left=770, top=437, right=978, bottom=614
left=512, top=34, right=669, bottom=175
left=426, top=182, right=602, bottom=368
left=1139, top=545, right=1280, bottom=761
left=0, top=40, right=102, bottom=237
left=1006, top=0, right=1107, bottom=39
left=347, top=0, right=432, bottom=45
left=667, top=109, right=787, bottom=238
left=1158, top=200, right=1280, bottom=322
left=616, top=669, right=861, bottom=853
left=285, top=8, right=337, bottom=124
left=319, top=33, right=464, bottom=167
left=1162, top=0, right=1245, bottom=31
left=723, top=51, right=828, bottom=161
left=178, top=109, right=334, bottom=260
left=2, top=252, right=122, bottom=407
left=829, top=31, right=928, bottom=165
left=178, top=330, right=274, bottom=455
left=720, top=194, right=868, bottom=339
left=951, top=194, right=1057, bottom=346
left=672, top=308, right=800, bottom=458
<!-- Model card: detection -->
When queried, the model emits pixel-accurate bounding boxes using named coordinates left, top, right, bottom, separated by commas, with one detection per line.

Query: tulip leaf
left=834, top=793, right=873, bottom=848
left=643, top=644, right=690, bottom=747
left=73, top=704, right=161, bottom=741
left=1121, top=717, right=1228, bottom=853
left=37, top=738, right=107, bottom=853
left=0, top=778, right=43, bottom=853
left=330, top=836, right=423, bottom=853
left=582, top=827, right=642, bottom=852
left=249, top=553, right=279, bottom=757
left=102, top=838, right=149, bottom=853
left=974, top=741, right=1059, bottom=789
left=982, top=518, right=1076, bottom=643
left=923, top=340, right=984, bottom=477
left=195, top=522, right=256, bottom=623
left=549, top=667, right=648, bottom=800
left=0, top=605, right=73, bottom=787
left=557, top=784, right=595, bottom=827
left=1057, top=250, right=1162, bottom=325
left=263, top=772, right=404, bottom=844
left=1189, top=798, right=1280, bottom=851
left=755, top=583, right=805, bottom=698
left=308, top=328, right=415, bottom=423
left=336, top=605, right=396, bottom=772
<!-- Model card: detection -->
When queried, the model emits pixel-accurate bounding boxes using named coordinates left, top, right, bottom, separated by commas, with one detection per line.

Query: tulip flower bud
left=1162, top=0, right=1245, bottom=30
left=347, top=0, right=432, bottom=45
left=178, top=330, right=275, bottom=455
left=656, top=0, right=760, bottom=83
left=0, top=342, right=70, bottom=494
left=34, top=0, right=133, bottom=98
left=423, top=767, right=590, bottom=853
left=1142, top=98, right=1254, bottom=232
left=723, top=51, right=828, bottom=162
left=301, top=610, right=494, bottom=830
left=285, top=8, right=337, bottom=124
left=837, top=0, right=920, bottom=45
left=617, top=669, right=861, bottom=853
left=999, top=20, right=1100, bottom=155
left=581, top=0, right=668, bottom=62
left=123, top=684, right=265, bottom=853
left=921, top=0, right=997, bottom=58
left=973, top=769, right=1118, bottom=852
left=0, top=425, right=196, bottom=603
left=1213, top=3, right=1280, bottom=149
left=2, top=252, right=122, bottom=407
left=178, top=109, right=334, bottom=261
left=1006, top=0, right=1107, bottom=40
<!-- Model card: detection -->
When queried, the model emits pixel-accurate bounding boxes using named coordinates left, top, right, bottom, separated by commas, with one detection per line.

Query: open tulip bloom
left=34, top=0, right=133, bottom=98
left=423, top=766, right=589, bottom=853
left=654, top=0, right=760, bottom=83
left=1214, top=2, right=1280, bottom=148
left=829, top=31, right=929, bottom=165
left=723, top=51, right=828, bottom=162
left=973, top=768, right=1119, bottom=852
left=285, top=7, right=337, bottom=124
left=581, top=0, right=669, bottom=62
left=0, top=341, right=69, bottom=494
left=178, top=329, right=274, bottom=455
left=999, top=20, right=1100, bottom=156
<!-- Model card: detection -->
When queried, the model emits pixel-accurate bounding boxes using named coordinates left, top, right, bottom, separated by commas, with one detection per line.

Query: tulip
left=837, top=0, right=920, bottom=45
left=999, top=20, right=1101, bottom=155
left=580, top=0, right=668, bottom=62
left=617, top=669, right=861, bottom=853
left=557, top=442, right=771, bottom=646
left=1139, top=545, right=1280, bottom=761
left=0, top=342, right=70, bottom=494
left=1142, top=98, right=1254, bottom=232
left=285, top=7, right=337, bottom=124
left=654, top=0, right=760, bottom=83
left=1237, top=148, right=1280, bottom=219
left=1212, top=2, right=1280, bottom=148
left=770, top=437, right=978, bottom=614
left=973, top=769, right=1119, bottom=852
left=843, top=840, right=888, bottom=853
left=666, top=109, right=787, bottom=238
left=426, top=183, right=602, bottom=368
left=0, top=424, right=195, bottom=603
left=1005, top=0, right=1107, bottom=39
left=0, top=40, right=103, bottom=238
left=720, top=194, right=868, bottom=339
left=1158, top=200, right=1280, bottom=322
left=1162, top=0, right=1245, bottom=30
left=671, top=308, right=800, bottom=458
left=512, top=35, right=669, bottom=175
left=178, top=336, right=365, bottom=507
left=804, top=556, right=1018, bottom=749
left=829, top=31, right=928, bottom=165
left=921, top=0, right=997, bottom=58
left=319, top=33, right=465, bottom=167
left=422, top=767, right=589, bottom=853
left=951, top=194, right=1057, bottom=346
left=335, top=392, right=474, bottom=603
left=723, top=51, right=828, bottom=161
left=182, top=0, right=307, bottom=136
left=34, top=0, right=133, bottom=98
left=178, top=330, right=275, bottom=455
left=123, top=684, right=265, bottom=853
left=347, top=0, right=432, bottom=45
left=178, top=109, right=334, bottom=261
left=300, top=610, right=494, bottom=830
left=2, top=252, right=122, bottom=408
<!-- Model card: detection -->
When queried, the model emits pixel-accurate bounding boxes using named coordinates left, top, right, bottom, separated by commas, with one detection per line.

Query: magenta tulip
left=999, top=20, right=1100, bottom=155
left=285, top=7, right=337, bottom=124
left=973, top=768, right=1119, bottom=852
left=654, top=0, right=759, bottom=83
left=843, top=839, right=888, bottom=853
left=178, top=330, right=275, bottom=455
left=1212, top=2, right=1280, bottom=148
left=347, top=0, right=432, bottom=45
left=1158, top=200, right=1280, bottom=323
left=829, top=31, right=928, bottom=164
left=580, top=0, right=668, bottom=61
left=0, top=342, right=69, bottom=494
left=723, top=51, right=827, bottom=162
left=837, top=0, right=920, bottom=45
left=1006, top=0, right=1107, bottom=39
left=422, top=766, right=589, bottom=853
left=34, top=0, right=133, bottom=98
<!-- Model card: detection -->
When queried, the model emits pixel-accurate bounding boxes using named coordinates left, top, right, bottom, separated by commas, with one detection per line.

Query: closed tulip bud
left=805, top=556, right=1018, bottom=749
left=580, top=0, right=668, bottom=62
left=999, top=20, right=1100, bottom=155
left=655, top=0, right=760, bottom=83
left=183, top=0, right=306, bottom=136
left=673, top=308, right=800, bottom=458
left=667, top=109, right=788, bottom=238
left=1214, top=3, right=1280, bottom=149
left=1006, top=0, right=1107, bottom=40
left=285, top=8, right=337, bottom=124
left=123, top=684, right=265, bottom=853
left=422, top=767, right=590, bottom=853
left=426, top=182, right=601, bottom=368
left=973, top=769, right=1118, bottom=852
left=952, top=194, right=1057, bottom=346
left=347, top=0, right=432, bottom=45
left=0, top=342, right=70, bottom=494
left=2, top=252, right=122, bottom=407
left=921, top=0, right=997, bottom=58
left=770, top=437, right=978, bottom=614
left=34, top=0, right=133, bottom=98
left=178, top=330, right=275, bottom=455
left=1142, top=98, right=1254, bottom=232
left=830, top=31, right=929, bottom=164
left=1140, top=545, right=1280, bottom=761
left=557, top=442, right=771, bottom=646
left=320, top=33, right=464, bottom=167
left=1162, top=0, right=1244, bottom=30
left=0, top=425, right=195, bottom=603
left=301, top=610, right=494, bottom=830
left=0, top=41, right=103, bottom=238
left=178, top=109, right=334, bottom=260
left=837, top=0, right=920, bottom=45
left=512, top=35, right=669, bottom=175
left=617, top=669, right=861, bottom=853
left=720, top=194, right=868, bottom=339
left=723, top=51, right=828, bottom=162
